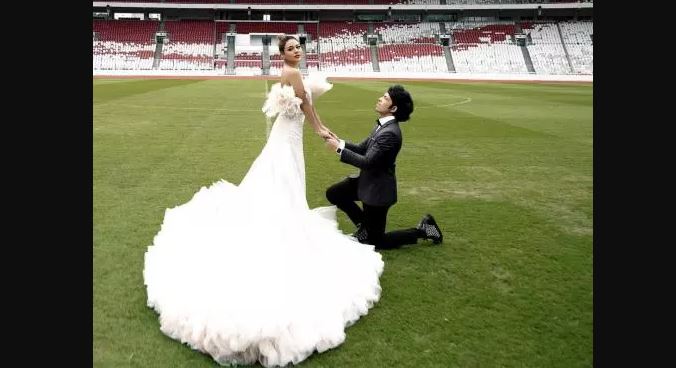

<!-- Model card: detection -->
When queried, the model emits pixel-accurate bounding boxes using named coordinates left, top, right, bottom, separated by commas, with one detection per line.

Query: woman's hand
left=318, top=128, right=334, bottom=140
left=320, top=128, right=338, bottom=140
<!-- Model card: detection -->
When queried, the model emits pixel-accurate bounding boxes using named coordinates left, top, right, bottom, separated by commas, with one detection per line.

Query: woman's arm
left=284, top=68, right=330, bottom=139
left=310, top=103, right=337, bottom=139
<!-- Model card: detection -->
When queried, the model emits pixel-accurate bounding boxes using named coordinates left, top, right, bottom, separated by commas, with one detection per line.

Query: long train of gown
left=143, top=74, right=384, bottom=367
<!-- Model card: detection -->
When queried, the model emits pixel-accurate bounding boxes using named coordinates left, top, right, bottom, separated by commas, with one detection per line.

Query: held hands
left=318, top=128, right=338, bottom=141
left=325, top=136, right=340, bottom=151
left=317, top=127, right=340, bottom=152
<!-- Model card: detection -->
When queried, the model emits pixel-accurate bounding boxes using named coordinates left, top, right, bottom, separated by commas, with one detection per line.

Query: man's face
left=375, top=91, right=395, bottom=114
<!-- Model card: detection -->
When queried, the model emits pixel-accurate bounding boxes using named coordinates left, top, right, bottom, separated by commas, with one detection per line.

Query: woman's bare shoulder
left=280, top=66, right=300, bottom=85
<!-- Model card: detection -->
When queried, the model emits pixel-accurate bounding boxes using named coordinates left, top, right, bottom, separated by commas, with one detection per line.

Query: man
left=325, top=85, right=443, bottom=249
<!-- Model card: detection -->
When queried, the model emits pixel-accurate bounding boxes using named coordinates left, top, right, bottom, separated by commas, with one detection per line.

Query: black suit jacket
left=340, top=119, right=402, bottom=206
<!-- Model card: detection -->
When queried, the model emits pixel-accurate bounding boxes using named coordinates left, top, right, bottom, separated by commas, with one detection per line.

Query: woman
left=143, top=35, right=384, bottom=367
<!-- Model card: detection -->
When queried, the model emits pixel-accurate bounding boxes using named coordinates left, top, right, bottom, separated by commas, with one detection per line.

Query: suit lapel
left=378, top=119, right=397, bottom=132
left=366, top=120, right=397, bottom=149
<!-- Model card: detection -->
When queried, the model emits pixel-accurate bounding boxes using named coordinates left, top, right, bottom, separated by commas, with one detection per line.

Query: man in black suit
left=324, top=85, right=443, bottom=250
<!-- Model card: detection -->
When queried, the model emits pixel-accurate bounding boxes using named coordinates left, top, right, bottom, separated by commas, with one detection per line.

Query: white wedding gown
left=143, top=74, right=384, bottom=367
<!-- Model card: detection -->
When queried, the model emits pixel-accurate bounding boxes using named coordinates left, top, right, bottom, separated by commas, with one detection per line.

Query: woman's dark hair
left=277, top=35, right=299, bottom=54
left=387, top=85, right=414, bottom=122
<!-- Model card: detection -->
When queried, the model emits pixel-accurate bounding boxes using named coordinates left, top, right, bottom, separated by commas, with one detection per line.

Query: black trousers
left=326, top=177, right=420, bottom=249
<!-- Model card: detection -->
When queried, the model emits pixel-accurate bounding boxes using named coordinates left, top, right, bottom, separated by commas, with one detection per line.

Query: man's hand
left=318, top=129, right=332, bottom=140
left=325, top=136, right=340, bottom=151
left=319, top=128, right=339, bottom=141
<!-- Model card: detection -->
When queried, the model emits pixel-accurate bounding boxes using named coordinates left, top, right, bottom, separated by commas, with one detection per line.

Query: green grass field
left=93, top=77, right=592, bottom=367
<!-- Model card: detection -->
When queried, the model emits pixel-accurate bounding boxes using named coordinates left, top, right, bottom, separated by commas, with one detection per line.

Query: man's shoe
left=416, top=214, right=443, bottom=244
left=351, top=224, right=369, bottom=243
